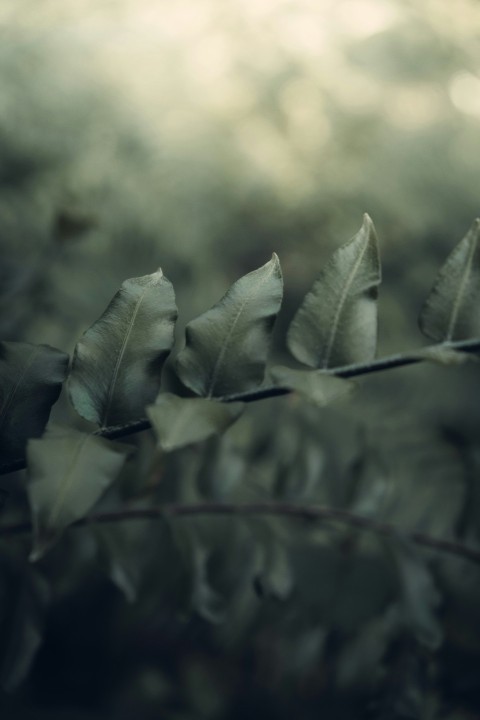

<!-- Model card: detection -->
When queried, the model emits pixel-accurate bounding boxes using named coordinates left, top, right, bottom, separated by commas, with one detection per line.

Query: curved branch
left=0, top=501, right=479, bottom=564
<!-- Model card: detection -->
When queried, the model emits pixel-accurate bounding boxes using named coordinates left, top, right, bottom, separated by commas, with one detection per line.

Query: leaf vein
left=322, top=234, right=369, bottom=368
left=446, top=234, right=476, bottom=341
left=207, top=262, right=275, bottom=397
left=101, top=279, right=155, bottom=426
left=45, top=434, right=89, bottom=530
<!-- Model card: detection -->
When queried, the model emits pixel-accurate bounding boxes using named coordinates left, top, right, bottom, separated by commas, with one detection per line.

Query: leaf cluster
left=1, top=215, right=480, bottom=716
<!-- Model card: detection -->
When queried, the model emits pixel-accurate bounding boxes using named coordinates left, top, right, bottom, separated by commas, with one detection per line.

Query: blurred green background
left=1, top=1, right=480, bottom=718
left=2, top=0, right=480, bottom=352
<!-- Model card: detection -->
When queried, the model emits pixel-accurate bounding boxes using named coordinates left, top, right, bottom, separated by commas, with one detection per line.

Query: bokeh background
left=1, top=1, right=480, bottom=718
left=2, top=0, right=480, bottom=351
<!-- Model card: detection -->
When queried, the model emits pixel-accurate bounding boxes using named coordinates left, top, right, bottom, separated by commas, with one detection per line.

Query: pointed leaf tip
left=68, top=269, right=177, bottom=427
left=287, top=217, right=381, bottom=369
left=175, top=256, right=283, bottom=397
left=419, top=219, right=480, bottom=342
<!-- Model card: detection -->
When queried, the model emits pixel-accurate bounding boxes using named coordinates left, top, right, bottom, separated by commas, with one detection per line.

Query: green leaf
left=336, top=605, right=400, bottom=689
left=94, top=523, right=143, bottom=603
left=175, top=254, right=283, bottom=397
left=287, top=214, right=381, bottom=368
left=147, top=394, right=244, bottom=451
left=68, top=269, right=177, bottom=428
left=412, top=345, right=478, bottom=365
left=171, top=521, right=226, bottom=623
left=27, top=427, right=130, bottom=560
left=0, top=342, right=68, bottom=464
left=419, top=219, right=480, bottom=342
left=255, top=540, right=294, bottom=601
left=391, top=539, right=442, bottom=650
left=269, top=365, right=354, bottom=406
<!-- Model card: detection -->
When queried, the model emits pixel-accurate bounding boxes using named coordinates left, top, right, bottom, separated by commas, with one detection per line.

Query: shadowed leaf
left=255, top=540, right=294, bottom=601
left=95, top=523, right=144, bottom=603
left=175, top=254, right=283, bottom=397
left=0, top=342, right=68, bottom=464
left=287, top=214, right=381, bottom=368
left=392, top=539, right=442, bottom=650
left=68, top=269, right=177, bottom=428
left=419, top=219, right=480, bottom=342
left=171, top=521, right=226, bottom=624
left=27, top=427, right=130, bottom=560
left=147, top=394, right=244, bottom=451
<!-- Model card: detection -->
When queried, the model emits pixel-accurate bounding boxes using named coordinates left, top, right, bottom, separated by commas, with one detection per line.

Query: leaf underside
left=27, top=427, right=130, bottom=560
left=287, top=214, right=381, bottom=369
left=68, top=269, right=177, bottom=428
left=175, top=254, right=283, bottom=397
left=147, top=393, right=244, bottom=451
left=270, top=366, right=354, bottom=407
left=419, top=218, right=480, bottom=342
left=0, top=341, right=69, bottom=464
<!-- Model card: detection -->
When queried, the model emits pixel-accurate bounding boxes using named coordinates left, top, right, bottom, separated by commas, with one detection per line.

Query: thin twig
left=1, top=337, right=480, bottom=476
left=0, top=501, right=479, bottom=564
left=222, top=337, right=480, bottom=402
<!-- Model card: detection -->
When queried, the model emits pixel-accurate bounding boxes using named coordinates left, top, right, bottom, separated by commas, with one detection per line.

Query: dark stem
left=222, top=337, right=480, bottom=402
left=0, top=501, right=479, bottom=564
left=1, top=337, right=480, bottom=475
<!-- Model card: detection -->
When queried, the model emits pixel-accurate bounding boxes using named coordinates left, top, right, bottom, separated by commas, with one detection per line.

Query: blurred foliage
left=1, top=0, right=480, bottom=717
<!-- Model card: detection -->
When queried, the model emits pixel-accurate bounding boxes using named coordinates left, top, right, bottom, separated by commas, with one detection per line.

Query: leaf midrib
left=446, top=234, right=477, bottom=341
left=322, top=234, right=370, bottom=368
left=45, top=434, right=89, bottom=530
left=206, top=261, right=276, bottom=397
left=101, top=281, right=154, bottom=426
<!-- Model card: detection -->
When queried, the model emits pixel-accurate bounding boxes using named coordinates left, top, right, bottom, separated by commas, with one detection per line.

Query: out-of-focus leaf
left=197, top=435, right=246, bottom=500
left=419, top=218, right=480, bottom=342
left=92, top=487, right=164, bottom=604
left=347, top=446, right=392, bottom=519
left=391, top=539, right=443, bottom=650
left=27, top=427, right=130, bottom=560
left=94, top=523, right=144, bottom=604
left=254, top=540, right=294, bottom=601
left=147, top=394, right=244, bottom=452
left=287, top=214, right=380, bottom=369
left=336, top=604, right=400, bottom=690
left=0, top=341, right=68, bottom=464
left=171, top=521, right=226, bottom=624
left=371, top=640, right=428, bottom=720
left=269, top=365, right=354, bottom=406
left=68, top=269, right=177, bottom=427
left=0, top=561, right=49, bottom=692
left=175, top=254, right=283, bottom=397
left=373, top=416, right=464, bottom=537
left=412, top=345, right=478, bottom=365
